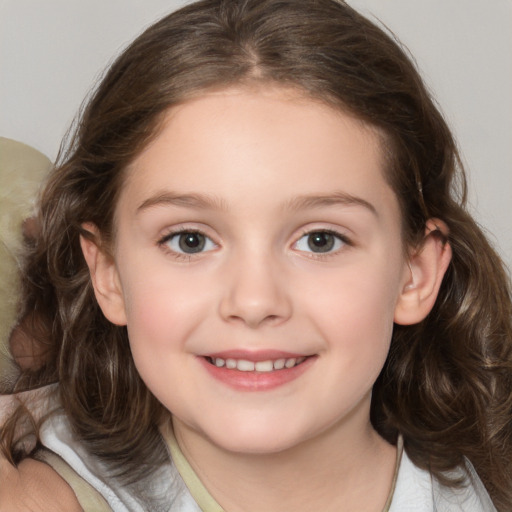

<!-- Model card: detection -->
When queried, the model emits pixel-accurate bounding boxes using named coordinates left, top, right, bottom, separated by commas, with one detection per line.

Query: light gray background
left=1, top=0, right=511, bottom=268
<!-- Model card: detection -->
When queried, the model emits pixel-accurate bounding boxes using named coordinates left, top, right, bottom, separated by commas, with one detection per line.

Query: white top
left=1, top=387, right=497, bottom=512
left=388, top=440, right=496, bottom=511
left=36, top=409, right=496, bottom=511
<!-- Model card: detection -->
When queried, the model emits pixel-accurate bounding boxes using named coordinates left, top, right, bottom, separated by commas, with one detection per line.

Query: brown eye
left=162, top=231, right=216, bottom=255
left=307, top=232, right=336, bottom=252
left=294, top=230, right=346, bottom=254
left=178, top=232, right=206, bottom=253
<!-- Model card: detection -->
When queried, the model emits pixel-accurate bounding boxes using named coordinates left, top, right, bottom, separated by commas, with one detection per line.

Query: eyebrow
left=136, top=190, right=377, bottom=216
left=285, top=192, right=378, bottom=216
left=136, top=192, right=228, bottom=213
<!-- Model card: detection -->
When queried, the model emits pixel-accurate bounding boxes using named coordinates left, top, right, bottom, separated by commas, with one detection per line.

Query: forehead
left=119, top=85, right=397, bottom=219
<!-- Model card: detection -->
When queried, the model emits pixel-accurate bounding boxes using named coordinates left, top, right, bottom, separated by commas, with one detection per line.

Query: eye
left=294, top=230, right=347, bottom=254
left=160, top=230, right=216, bottom=254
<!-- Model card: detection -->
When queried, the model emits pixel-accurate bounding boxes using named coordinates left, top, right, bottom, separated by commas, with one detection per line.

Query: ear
left=80, top=223, right=127, bottom=326
left=394, top=219, right=452, bottom=325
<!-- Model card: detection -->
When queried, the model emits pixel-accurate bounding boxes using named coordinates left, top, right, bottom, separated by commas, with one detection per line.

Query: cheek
left=120, top=274, right=200, bottom=400
left=118, top=257, right=213, bottom=358
left=301, top=254, right=403, bottom=364
left=124, top=281, right=186, bottom=347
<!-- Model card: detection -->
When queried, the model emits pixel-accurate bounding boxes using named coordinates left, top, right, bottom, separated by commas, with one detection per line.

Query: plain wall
left=1, top=0, right=511, bottom=268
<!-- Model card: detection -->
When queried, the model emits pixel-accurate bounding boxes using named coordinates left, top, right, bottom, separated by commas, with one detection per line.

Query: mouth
left=199, top=351, right=316, bottom=391
left=204, top=356, right=308, bottom=372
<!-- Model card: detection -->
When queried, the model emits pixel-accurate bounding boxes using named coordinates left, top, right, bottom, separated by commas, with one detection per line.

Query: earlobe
left=80, top=223, right=127, bottom=326
left=394, top=219, right=452, bottom=326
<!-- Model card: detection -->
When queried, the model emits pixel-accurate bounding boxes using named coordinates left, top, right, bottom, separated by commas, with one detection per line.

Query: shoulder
left=389, top=448, right=497, bottom=512
left=0, top=385, right=82, bottom=511
left=0, top=456, right=82, bottom=512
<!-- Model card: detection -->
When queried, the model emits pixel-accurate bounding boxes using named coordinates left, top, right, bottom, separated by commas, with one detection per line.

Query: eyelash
left=157, top=228, right=217, bottom=261
left=293, top=229, right=352, bottom=259
left=156, top=227, right=352, bottom=261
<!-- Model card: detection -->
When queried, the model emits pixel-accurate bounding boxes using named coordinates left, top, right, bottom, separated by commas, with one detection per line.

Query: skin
left=0, top=457, right=81, bottom=512
left=80, top=85, right=451, bottom=511
left=0, top=387, right=82, bottom=511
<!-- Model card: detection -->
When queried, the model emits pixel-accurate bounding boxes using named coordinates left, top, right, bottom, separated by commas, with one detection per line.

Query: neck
left=172, top=397, right=397, bottom=512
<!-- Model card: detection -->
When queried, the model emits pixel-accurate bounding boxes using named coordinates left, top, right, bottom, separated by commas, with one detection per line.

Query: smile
left=205, top=356, right=307, bottom=372
left=200, top=353, right=316, bottom=391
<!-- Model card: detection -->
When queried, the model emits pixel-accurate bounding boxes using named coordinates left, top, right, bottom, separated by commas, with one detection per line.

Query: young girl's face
left=99, top=86, right=413, bottom=455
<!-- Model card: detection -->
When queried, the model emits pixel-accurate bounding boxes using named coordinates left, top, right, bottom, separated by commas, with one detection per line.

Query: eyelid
left=157, top=225, right=219, bottom=259
left=291, top=226, right=353, bottom=258
left=157, top=222, right=217, bottom=243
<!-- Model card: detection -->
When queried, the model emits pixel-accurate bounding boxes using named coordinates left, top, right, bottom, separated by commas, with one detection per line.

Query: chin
left=205, top=421, right=311, bottom=456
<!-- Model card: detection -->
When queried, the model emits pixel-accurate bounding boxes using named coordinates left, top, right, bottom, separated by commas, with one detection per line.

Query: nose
left=218, top=251, right=292, bottom=329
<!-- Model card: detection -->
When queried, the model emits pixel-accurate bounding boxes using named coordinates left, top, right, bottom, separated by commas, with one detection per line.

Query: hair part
left=2, top=0, right=511, bottom=508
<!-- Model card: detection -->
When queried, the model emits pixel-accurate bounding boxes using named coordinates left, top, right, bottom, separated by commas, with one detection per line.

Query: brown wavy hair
left=2, top=0, right=511, bottom=508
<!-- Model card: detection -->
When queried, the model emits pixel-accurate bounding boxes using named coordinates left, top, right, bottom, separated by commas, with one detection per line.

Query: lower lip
left=199, top=356, right=316, bottom=391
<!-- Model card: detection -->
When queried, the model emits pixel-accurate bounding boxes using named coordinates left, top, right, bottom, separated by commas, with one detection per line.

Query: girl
left=1, top=0, right=511, bottom=510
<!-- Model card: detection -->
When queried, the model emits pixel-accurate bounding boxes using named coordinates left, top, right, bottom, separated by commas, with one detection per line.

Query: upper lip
left=201, top=350, right=311, bottom=362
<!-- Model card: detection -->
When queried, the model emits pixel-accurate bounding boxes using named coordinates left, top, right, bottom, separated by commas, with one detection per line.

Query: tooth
left=273, top=359, right=285, bottom=370
left=255, top=360, right=273, bottom=372
left=284, top=358, right=296, bottom=368
left=237, top=360, right=255, bottom=371
left=213, top=356, right=306, bottom=371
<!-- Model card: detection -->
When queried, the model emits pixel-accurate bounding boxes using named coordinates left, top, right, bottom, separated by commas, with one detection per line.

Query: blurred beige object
left=0, top=137, right=51, bottom=389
